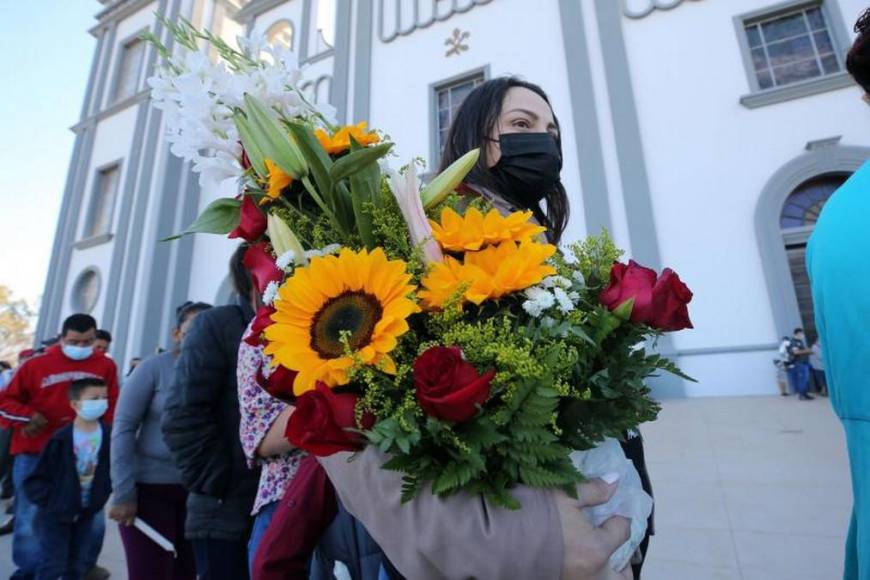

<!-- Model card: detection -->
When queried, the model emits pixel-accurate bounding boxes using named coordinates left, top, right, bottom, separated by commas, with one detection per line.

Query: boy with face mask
left=0, top=313, right=118, bottom=579
left=23, top=378, right=112, bottom=580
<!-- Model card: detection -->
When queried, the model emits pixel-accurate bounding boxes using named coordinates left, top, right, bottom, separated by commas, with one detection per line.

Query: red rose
left=649, top=269, right=693, bottom=331
left=413, top=346, right=494, bottom=423
left=600, top=260, right=693, bottom=331
left=257, top=364, right=298, bottom=402
left=228, top=195, right=266, bottom=242
left=285, top=383, right=373, bottom=456
left=240, top=142, right=252, bottom=171
left=243, top=242, right=283, bottom=293
left=245, top=306, right=276, bottom=346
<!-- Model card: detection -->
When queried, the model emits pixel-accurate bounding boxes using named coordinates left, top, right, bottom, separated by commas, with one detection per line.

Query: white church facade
left=37, top=0, right=870, bottom=397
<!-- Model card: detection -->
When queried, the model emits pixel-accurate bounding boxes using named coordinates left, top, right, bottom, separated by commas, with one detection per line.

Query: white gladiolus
left=553, top=287, right=575, bottom=314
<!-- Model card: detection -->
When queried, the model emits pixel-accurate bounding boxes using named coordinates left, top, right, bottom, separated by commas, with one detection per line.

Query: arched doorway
left=755, top=145, right=870, bottom=340
left=780, top=173, right=848, bottom=340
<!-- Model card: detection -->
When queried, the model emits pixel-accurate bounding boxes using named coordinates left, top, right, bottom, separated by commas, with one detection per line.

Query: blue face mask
left=76, top=399, right=108, bottom=421
left=62, top=344, right=94, bottom=361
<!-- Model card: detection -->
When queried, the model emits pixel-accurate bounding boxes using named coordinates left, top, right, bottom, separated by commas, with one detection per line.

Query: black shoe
left=781, top=392, right=789, bottom=396
left=84, top=566, right=111, bottom=580
left=799, top=394, right=815, bottom=400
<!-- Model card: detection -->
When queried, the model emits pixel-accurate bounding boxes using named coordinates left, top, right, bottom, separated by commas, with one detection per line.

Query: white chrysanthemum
left=262, top=281, right=280, bottom=305
left=522, top=286, right=556, bottom=317
left=276, top=251, right=295, bottom=271
left=542, top=275, right=572, bottom=289
left=553, top=287, right=575, bottom=314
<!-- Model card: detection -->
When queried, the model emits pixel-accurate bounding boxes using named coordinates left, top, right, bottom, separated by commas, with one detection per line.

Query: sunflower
left=261, top=159, right=293, bottom=206
left=419, top=241, right=557, bottom=309
left=263, top=247, right=419, bottom=395
left=315, top=122, right=380, bottom=155
left=429, top=207, right=547, bottom=252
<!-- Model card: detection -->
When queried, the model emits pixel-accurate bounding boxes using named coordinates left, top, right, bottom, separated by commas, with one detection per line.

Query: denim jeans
left=11, top=453, right=41, bottom=580
left=34, top=510, right=104, bottom=580
left=787, top=363, right=811, bottom=396
left=81, top=508, right=105, bottom=571
left=248, top=501, right=278, bottom=575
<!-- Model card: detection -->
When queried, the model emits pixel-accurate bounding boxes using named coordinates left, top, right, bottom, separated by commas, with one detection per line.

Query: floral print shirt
left=238, top=324, right=302, bottom=515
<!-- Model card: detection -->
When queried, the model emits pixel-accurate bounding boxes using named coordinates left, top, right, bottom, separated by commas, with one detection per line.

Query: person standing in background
left=109, top=301, right=211, bottom=580
left=163, top=246, right=260, bottom=580
left=93, top=331, right=112, bottom=357
left=809, top=338, right=828, bottom=397
left=786, top=328, right=814, bottom=401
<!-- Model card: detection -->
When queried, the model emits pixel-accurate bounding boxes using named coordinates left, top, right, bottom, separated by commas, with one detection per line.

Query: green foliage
left=163, top=197, right=240, bottom=241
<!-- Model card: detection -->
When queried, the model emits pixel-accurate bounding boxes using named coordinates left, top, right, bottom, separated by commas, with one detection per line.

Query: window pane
left=773, top=58, right=821, bottom=85
left=746, top=25, right=762, bottom=48
left=806, top=7, right=826, bottom=31
left=821, top=54, right=840, bottom=74
left=449, top=83, right=474, bottom=106
left=761, top=13, right=808, bottom=43
left=437, top=89, right=448, bottom=110
left=756, top=69, right=774, bottom=89
left=115, top=39, right=145, bottom=101
left=766, top=35, right=814, bottom=67
left=751, top=47, right=768, bottom=71
left=89, top=167, right=119, bottom=237
left=813, top=30, right=833, bottom=54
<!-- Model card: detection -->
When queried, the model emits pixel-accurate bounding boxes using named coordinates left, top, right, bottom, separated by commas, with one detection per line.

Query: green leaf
left=347, top=138, right=379, bottom=248
left=243, top=94, right=307, bottom=178
left=328, top=142, right=393, bottom=185
left=162, top=197, right=240, bottom=241
left=286, top=121, right=334, bottom=197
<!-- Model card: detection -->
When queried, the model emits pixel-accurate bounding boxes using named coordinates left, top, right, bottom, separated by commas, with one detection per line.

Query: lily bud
left=389, top=163, right=444, bottom=265
left=267, top=214, right=306, bottom=266
left=243, top=94, right=308, bottom=179
left=421, top=148, right=480, bottom=209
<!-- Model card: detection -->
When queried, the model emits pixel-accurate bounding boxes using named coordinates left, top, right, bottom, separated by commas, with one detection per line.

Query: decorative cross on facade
left=445, top=28, right=470, bottom=57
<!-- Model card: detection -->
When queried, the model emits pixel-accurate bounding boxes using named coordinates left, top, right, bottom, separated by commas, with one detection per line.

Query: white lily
left=388, top=163, right=444, bottom=265
left=267, top=214, right=307, bottom=266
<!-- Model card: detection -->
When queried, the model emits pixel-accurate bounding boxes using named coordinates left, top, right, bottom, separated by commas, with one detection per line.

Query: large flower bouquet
left=147, top=20, right=693, bottom=511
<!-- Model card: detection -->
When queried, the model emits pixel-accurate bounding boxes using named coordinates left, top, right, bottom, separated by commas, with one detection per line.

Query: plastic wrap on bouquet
left=571, top=438, right=653, bottom=572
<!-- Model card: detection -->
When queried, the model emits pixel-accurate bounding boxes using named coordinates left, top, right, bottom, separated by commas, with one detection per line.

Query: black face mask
left=489, top=132, right=562, bottom=207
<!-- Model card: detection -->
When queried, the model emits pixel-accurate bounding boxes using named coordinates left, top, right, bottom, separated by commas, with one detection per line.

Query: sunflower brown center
left=310, top=291, right=383, bottom=359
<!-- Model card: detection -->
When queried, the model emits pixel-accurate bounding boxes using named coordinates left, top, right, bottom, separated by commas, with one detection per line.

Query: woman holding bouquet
left=318, top=77, right=649, bottom=580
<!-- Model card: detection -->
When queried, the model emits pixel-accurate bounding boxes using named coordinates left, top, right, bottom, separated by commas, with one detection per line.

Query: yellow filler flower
left=315, top=122, right=380, bottom=155
left=262, top=159, right=293, bottom=205
left=264, top=247, right=419, bottom=395
left=429, top=207, right=547, bottom=252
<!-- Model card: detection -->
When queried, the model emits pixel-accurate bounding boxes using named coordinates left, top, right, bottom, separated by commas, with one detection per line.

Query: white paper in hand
left=133, top=517, right=176, bottom=557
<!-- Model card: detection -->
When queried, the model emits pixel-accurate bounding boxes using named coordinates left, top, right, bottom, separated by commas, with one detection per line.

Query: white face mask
left=76, top=399, right=108, bottom=421
left=62, top=344, right=94, bottom=361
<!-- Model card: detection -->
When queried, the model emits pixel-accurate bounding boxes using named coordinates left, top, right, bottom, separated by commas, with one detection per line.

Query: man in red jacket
left=0, top=313, right=118, bottom=580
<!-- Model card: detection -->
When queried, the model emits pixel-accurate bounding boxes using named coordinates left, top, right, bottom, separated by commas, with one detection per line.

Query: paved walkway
left=0, top=396, right=851, bottom=579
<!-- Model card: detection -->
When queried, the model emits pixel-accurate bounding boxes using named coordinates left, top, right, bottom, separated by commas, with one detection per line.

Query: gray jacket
left=110, top=351, right=183, bottom=504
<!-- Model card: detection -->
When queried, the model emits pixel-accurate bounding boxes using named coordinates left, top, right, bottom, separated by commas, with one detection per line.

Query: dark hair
left=96, top=329, right=112, bottom=342
left=438, top=77, right=570, bottom=243
left=847, top=9, right=870, bottom=93
left=175, top=301, right=212, bottom=327
left=68, top=377, right=107, bottom=401
left=794, top=328, right=804, bottom=335
left=230, top=244, right=254, bottom=299
left=61, top=314, right=97, bottom=337
left=0, top=361, right=11, bottom=371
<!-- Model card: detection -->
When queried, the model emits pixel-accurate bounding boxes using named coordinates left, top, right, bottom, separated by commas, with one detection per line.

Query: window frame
left=734, top=0, right=853, bottom=109
left=428, top=66, right=490, bottom=169
left=79, top=160, right=123, bottom=247
left=108, top=28, right=149, bottom=105
left=266, top=18, right=295, bottom=51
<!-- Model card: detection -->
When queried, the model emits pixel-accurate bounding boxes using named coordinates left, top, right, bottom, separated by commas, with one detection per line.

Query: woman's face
left=486, top=87, right=559, bottom=168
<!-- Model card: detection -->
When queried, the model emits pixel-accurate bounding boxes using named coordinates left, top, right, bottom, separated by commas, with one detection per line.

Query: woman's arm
left=109, top=356, right=158, bottom=505
left=237, top=333, right=294, bottom=464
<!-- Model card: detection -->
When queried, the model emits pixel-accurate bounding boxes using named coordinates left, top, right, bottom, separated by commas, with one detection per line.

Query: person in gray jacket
left=108, top=301, right=211, bottom=580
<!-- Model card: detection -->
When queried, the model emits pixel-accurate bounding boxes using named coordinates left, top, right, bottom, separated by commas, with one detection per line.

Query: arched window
left=266, top=19, right=294, bottom=50
left=779, top=173, right=847, bottom=230
left=779, top=173, right=848, bottom=341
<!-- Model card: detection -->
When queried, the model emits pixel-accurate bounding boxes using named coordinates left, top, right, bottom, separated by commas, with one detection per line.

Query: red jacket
left=0, top=345, right=119, bottom=455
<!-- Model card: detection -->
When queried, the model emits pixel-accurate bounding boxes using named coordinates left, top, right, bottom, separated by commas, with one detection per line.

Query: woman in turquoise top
left=806, top=10, right=870, bottom=579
